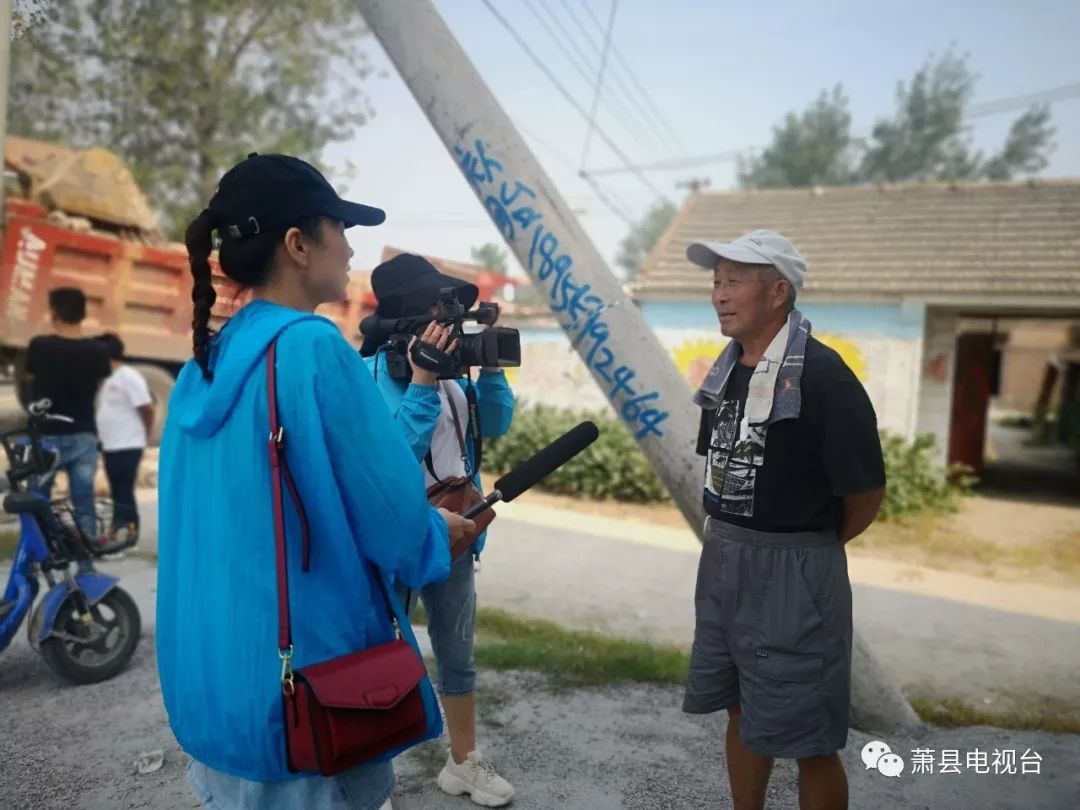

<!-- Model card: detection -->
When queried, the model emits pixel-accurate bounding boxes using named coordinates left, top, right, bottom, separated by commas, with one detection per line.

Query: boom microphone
left=462, top=421, right=600, bottom=519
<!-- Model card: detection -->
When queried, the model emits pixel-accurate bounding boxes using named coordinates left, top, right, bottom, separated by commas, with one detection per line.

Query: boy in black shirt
left=22, top=288, right=112, bottom=551
left=682, top=230, right=885, bottom=810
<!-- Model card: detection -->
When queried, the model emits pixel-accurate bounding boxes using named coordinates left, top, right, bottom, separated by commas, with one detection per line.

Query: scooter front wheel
left=39, top=587, right=141, bottom=684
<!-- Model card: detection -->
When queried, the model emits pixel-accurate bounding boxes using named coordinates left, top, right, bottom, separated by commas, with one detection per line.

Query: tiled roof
left=631, top=180, right=1080, bottom=301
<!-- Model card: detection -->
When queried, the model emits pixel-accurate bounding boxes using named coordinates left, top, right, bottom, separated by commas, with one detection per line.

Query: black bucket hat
left=206, top=153, right=385, bottom=238
left=371, top=253, right=479, bottom=318
left=359, top=253, right=480, bottom=357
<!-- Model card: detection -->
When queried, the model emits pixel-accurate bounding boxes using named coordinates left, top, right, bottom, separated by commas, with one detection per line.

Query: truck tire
left=131, top=364, right=176, bottom=447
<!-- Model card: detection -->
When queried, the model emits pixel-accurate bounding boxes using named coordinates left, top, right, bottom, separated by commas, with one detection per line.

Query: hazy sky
left=328, top=0, right=1080, bottom=276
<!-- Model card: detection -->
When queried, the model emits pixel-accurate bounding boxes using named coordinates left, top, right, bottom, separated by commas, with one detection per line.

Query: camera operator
left=362, top=252, right=516, bottom=808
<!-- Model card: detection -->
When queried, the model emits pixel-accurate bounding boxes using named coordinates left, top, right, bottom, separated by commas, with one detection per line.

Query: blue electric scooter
left=0, top=399, right=140, bottom=683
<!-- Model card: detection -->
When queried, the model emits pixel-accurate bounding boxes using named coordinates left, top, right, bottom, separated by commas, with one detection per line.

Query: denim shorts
left=401, top=551, right=477, bottom=696
left=186, top=758, right=393, bottom=810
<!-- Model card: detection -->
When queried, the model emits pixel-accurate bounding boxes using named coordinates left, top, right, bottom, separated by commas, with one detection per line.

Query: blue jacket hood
left=170, top=301, right=320, bottom=438
left=157, top=300, right=450, bottom=780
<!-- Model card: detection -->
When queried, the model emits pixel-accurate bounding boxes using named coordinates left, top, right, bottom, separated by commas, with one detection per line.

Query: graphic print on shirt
left=705, top=398, right=768, bottom=517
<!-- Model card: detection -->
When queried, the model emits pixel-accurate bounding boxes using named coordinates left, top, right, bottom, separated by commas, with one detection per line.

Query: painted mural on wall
left=505, top=301, right=923, bottom=439
left=670, top=334, right=869, bottom=390
left=671, top=339, right=728, bottom=390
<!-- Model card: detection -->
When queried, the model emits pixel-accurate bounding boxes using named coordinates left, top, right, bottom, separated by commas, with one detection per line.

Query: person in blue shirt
left=156, top=154, right=474, bottom=810
left=361, top=253, right=516, bottom=808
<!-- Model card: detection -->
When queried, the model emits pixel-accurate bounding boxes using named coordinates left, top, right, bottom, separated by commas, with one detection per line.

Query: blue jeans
left=33, top=432, right=99, bottom=538
left=186, top=758, right=393, bottom=810
left=401, top=552, right=477, bottom=696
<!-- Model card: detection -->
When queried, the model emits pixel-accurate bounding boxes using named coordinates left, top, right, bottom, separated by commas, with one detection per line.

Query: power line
left=518, top=121, right=640, bottom=227
left=521, top=0, right=666, bottom=159
left=567, top=0, right=685, bottom=158
left=965, top=81, right=1080, bottom=118
left=539, top=0, right=675, bottom=159
left=577, top=0, right=689, bottom=156
left=481, top=0, right=670, bottom=202
left=517, top=122, right=581, bottom=174
left=587, top=147, right=753, bottom=177
left=580, top=0, right=618, bottom=171
left=578, top=170, right=636, bottom=226
left=585, top=80, right=1080, bottom=177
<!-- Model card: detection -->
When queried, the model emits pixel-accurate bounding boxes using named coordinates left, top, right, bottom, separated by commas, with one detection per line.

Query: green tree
left=860, top=49, right=1054, bottom=182
left=615, top=200, right=676, bottom=280
left=737, top=86, right=858, bottom=189
left=739, top=50, right=1055, bottom=189
left=979, top=107, right=1054, bottom=180
left=8, top=1, right=376, bottom=237
left=470, top=242, right=509, bottom=273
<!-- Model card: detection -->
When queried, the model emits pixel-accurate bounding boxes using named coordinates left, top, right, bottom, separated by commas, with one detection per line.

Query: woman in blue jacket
left=156, top=154, right=474, bottom=810
left=361, top=253, right=516, bottom=808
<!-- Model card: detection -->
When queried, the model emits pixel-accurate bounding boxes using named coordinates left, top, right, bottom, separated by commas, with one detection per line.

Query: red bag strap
left=266, top=338, right=310, bottom=657
left=265, top=335, right=402, bottom=692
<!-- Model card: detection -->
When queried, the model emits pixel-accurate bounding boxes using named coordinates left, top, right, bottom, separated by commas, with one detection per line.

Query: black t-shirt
left=696, top=336, right=885, bottom=533
left=25, top=335, right=112, bottom=435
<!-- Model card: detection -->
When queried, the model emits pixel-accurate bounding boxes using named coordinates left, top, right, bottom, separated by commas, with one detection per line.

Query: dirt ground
left=5, top=412, right=1079, bottom=807
left=513, top=485, right=1080, bottom=588
left=1, top=560, right=1076, bottom=810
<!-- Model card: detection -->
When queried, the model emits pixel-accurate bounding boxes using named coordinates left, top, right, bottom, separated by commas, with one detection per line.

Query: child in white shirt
left=95, top=333, right=154, bottom=544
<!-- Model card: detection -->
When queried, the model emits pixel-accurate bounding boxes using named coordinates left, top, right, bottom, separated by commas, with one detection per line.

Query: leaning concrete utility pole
left=356, top=0, right=919, bottom=732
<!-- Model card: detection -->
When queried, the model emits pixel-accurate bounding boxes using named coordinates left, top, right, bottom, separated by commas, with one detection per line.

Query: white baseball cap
left=687, top=228, right=806, bottom=294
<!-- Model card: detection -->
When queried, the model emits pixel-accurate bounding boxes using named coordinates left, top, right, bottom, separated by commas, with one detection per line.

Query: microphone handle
left=462, top=490, right=503, bottom=520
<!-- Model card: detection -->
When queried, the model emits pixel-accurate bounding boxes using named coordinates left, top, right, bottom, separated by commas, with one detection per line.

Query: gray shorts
left=683, top=518, right=853, bottom=759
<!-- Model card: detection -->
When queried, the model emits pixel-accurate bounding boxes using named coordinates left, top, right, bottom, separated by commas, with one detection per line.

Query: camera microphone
left=462, top=421, right=600, bottom=519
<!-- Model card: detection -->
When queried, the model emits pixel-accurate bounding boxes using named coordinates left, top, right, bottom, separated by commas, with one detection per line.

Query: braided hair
left=186, top=211, right=218, bottom=381
left=184, top=209, right=324, bottom=381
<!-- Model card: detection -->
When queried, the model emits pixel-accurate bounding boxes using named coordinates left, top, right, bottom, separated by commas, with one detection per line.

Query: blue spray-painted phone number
left=453, top=138, right=669, bottom=439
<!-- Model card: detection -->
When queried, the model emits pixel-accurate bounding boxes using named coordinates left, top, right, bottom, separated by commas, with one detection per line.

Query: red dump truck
left=0, top=137, right=378, bottom=440
left=1, top=137, right=518, bottom=441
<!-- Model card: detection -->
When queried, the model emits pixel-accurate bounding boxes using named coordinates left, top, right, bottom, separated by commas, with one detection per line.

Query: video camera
left=359, top=288, right=521, bottom=381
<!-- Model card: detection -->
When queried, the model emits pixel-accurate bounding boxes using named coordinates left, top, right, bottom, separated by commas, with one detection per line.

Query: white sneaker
left=436, top=751, right=514, bottom=807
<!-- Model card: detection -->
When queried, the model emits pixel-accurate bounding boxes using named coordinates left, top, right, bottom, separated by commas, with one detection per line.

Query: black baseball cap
left=371, top=253, right=479, bottom=318
left=206, top=153, right=385, bottom=239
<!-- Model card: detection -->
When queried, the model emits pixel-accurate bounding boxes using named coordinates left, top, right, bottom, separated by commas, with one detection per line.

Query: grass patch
left=472, top=608, right=689, bottom=688
left=411, top=604, right=1080, bottom=734
left=1006, top=531, right=1080, bottom=574
left=910, top=696, right=1080, bottom=735
left=0, top=529, right=18, bottom=561
left=852, top=519, right=1080, bottom=583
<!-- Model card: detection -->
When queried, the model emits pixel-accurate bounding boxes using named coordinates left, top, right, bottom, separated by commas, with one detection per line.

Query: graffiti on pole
left=454, top=137, right=670, bottom=439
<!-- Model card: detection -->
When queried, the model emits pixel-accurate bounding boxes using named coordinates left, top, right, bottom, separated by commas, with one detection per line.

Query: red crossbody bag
left=266, top=338, right=429, bottom=775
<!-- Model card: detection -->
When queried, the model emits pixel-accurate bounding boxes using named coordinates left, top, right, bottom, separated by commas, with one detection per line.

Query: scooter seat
left=3, top=492, right=53, bottom=517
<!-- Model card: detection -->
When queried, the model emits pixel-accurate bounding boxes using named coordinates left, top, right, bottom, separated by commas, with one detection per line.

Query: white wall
left=914, top=309, right=959, bottom=467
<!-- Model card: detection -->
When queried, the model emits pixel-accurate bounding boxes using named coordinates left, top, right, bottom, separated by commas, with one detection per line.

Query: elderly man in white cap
left=682, top=229, right=885, bottom=810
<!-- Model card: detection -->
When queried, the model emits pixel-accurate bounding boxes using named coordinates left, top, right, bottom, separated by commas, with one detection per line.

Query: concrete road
left=476, top=506, right=1080, bottom=715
